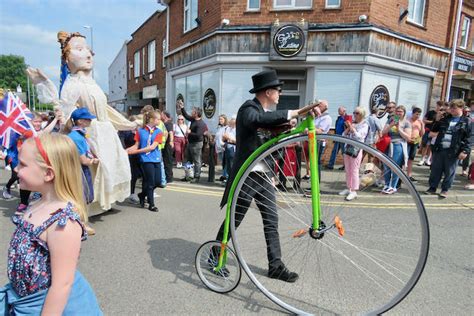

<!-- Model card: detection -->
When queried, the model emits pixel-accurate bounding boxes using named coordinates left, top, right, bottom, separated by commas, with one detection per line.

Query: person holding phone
left=381, top=105, right=412, bottom=194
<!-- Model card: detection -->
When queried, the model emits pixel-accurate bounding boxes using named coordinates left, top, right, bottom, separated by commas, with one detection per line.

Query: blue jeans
left=327, top=141, right=344, bottom=168
left=224, top=146, right=235, bottom=178
left=218, top=152, right=228, bottom=178
left=384, top=143, right=403, bottom=188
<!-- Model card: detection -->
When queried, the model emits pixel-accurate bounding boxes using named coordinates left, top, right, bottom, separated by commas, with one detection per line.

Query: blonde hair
left=396, top=105, right=407, bottom=119
left=142, top=110, right=160, bottom=128
left=26, top=133, right=88, bottom=222
left=58, top=31, right=86, bottom=62
left=354, top=106, right=367, bottom=119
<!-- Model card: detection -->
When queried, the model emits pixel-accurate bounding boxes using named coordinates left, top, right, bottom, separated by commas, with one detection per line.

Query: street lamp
left=83, top=25, right=94, bottom=78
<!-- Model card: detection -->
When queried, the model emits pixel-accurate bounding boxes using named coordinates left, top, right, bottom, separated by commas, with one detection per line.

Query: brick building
left=126, top=10, right=167, bottom=114
left=124, top=0, right=472, bottom=126
left=449, top=0, right=473, bottom=100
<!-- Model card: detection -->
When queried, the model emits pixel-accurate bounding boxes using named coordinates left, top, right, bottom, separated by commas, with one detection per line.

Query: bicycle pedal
left=334, top=216, right=345, bottom=236
left=292, top=229, right=307, bottom=238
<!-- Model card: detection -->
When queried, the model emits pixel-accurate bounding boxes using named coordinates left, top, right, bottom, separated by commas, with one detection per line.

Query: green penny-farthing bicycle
left=195, top=102, right=429, bottom=315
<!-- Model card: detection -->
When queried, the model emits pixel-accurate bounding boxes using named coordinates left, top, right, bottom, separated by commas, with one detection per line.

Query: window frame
left=184, top=0, right=198, bottom=33
left=142, top=47, right=146, bottom=75
left=407, top=0, right=426, bottom=26
left=459, top=16, right=471, bottom=49
left=247, top=0, right=260, bottom=11
left=273, top=0, right=312, bottom=10
left=325, top=0, right=341, bottom=9
left=162, top=39, right=167, bottom=68
left=148, top=40, right=156, bottom=73
left=133, top=52, right=140, bottom=78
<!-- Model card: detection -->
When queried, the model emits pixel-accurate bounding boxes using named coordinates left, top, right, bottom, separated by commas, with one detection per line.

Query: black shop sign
left=203, top=88, right=216, bottom=119
left=270, top=22, right=308, bottom=61
left=370, top=85, right=390, bottom=119
left=454, top=56, right=472, bottom=73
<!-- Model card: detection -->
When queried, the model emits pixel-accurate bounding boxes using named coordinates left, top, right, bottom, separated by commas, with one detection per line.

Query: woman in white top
left=214, top=114, right=228, bottom=180
left=339, top=106, right=369, bottom=201
left=173, top=115, right=188, bottom=168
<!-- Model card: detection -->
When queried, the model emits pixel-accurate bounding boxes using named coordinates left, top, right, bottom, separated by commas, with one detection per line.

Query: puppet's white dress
left=37, top=74, right=135, bottom=214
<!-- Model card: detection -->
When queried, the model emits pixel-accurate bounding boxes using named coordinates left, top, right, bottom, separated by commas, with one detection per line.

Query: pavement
left=0, top=159, right=472, bottom=314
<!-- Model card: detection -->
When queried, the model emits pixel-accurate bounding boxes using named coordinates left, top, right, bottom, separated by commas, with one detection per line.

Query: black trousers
left=140, top=162, right=162, bottom=207
left=216, top=172, right=282, bottom=270
left=129, top=156, right=142, bottom=195
left=162, top=143, right=174, bottom=182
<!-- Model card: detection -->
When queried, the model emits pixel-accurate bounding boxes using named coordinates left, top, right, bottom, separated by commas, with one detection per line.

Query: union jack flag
left=0, top=92, right=34, bottom=148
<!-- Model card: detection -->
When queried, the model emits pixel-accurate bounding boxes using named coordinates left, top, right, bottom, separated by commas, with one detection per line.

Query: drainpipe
left=446, top=0, right=463, bottom=101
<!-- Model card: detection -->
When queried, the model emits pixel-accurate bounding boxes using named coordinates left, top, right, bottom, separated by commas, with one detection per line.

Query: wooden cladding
left=166, top=29, right=448, bottom=71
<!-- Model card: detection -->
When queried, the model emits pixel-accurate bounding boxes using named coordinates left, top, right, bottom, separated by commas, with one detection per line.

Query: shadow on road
left=146, top=238, right=285, bottom=314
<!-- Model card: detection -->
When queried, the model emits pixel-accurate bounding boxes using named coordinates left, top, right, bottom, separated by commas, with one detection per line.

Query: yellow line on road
left=165, top=186, right=473, bottom=209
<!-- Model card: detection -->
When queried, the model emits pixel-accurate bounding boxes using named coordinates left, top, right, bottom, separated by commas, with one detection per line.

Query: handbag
left=375, top=134, right=391, bottom=153
left=344, top=144, right=360, bottom=158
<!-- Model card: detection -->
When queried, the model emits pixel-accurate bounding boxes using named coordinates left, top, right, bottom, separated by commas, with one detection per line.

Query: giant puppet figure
left=27, top=31, right=137, bottom=214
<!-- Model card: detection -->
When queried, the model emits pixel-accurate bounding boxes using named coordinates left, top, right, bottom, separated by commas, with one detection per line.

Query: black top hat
left=249, top=69, right=283, bottom=94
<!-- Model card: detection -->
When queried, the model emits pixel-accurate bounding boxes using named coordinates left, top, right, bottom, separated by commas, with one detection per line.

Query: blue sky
left=0, top=0, right=165, bottom=92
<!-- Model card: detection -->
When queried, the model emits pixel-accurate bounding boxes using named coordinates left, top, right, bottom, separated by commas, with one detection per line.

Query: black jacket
left=220, top=98, right=289, bottom=208
left=431, top=114, right=471, bottom=157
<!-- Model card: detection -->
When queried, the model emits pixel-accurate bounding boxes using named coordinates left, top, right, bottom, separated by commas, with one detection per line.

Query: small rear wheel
left=195, top=240, right=241, bottom=294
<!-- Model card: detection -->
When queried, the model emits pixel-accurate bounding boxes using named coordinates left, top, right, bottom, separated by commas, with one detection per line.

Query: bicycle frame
left=216, top=115, right=321, bottom=270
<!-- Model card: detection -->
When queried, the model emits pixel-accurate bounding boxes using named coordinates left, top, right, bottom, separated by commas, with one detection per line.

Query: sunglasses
left=270, top=87, right=282, bottom=93
left=353, top=112, right=361, bottom=115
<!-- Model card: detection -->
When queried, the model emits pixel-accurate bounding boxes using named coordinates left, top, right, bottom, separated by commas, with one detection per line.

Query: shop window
left=408, top=0, right=426, bottom=26
left=148, top=41, right=156, bottom=72
left=325, top=0, right=341, bottom=9
left=133, top=52, right=140, bottom=78
left=222, top=69, right=257, bottom=116
left=248, top=0, right=260, bottom=11
left=314, top=71, right=361, bottom=124
left=274, top=0, right=312, bottom=10
left=184, top=0, right=198, bottom=32
left=460, top=16, right=470, bottom=49
left=282, top=80, right=299, bottom=91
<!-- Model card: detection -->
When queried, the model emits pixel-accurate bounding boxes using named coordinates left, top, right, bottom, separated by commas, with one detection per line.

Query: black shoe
left=138, top=193, right=145, bottom=208
left=268, top=265, right=299, bottom=283
left=425, top=188, right=436, bottom=195
left=338, top=166, right=345, bottom=170
left=181, top=177, right=192, bottom=182
left=219, top=176, right=226, bottom=181
left=276, top=183, right=286, bottom=191
left=148, top=205, right=159, bottom=212
left=302, top=175, right=310, bottom=180
left=325, top=165, right=334, bottom=170
left=409, top=176, right=418, bottom=183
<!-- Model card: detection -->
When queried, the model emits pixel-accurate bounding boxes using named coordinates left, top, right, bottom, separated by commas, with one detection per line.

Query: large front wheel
left=229, top=134, right=429, bottom=315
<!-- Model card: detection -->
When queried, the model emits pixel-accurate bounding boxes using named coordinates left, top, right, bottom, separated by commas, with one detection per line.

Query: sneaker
left=17, top=203, right=28, bottom=212
left=464, top=184, right=474, bottom=190
left=325, top=165, right=334, bottom=170
left=268, top=265, right=299, bottom=283
left=338, top=189, right=350, bottom=196
left=439, top=191, right=448, bottom=199
left=128, top=193, right=139, bottom=203
left=2, top=187, right=12, bottom=199
left=176, top=162, right=182, bottom=168
left=425, top=188, right=436, bottom=195
left=85, top=225, right=96, bottom=236
left=338, top=166, right=345, bottom=171
left=417, top=159, right=425, bottom=166
left=381, top=186, right=390, bottom=194
left=386, top=187, right=397, bottom=195
left=148, top=205, right=159, bottom=212
left=345, top=191, right=358, bottom=201
left=424, top=161, right=431, bottom=166
left=302, top=175, right=310, bottom=180
left=409, top=176, right=418, bottom=183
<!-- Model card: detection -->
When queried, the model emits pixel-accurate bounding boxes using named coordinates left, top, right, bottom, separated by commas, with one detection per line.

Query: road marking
left=165, top=186, right=474, bottom=209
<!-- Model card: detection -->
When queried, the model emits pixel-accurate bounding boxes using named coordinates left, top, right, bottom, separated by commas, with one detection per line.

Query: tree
left=0, top=55, right=28, bottom=90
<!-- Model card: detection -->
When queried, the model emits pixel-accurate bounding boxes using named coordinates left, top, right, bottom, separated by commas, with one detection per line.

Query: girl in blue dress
left=1, top=133, right=102, bottom=315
